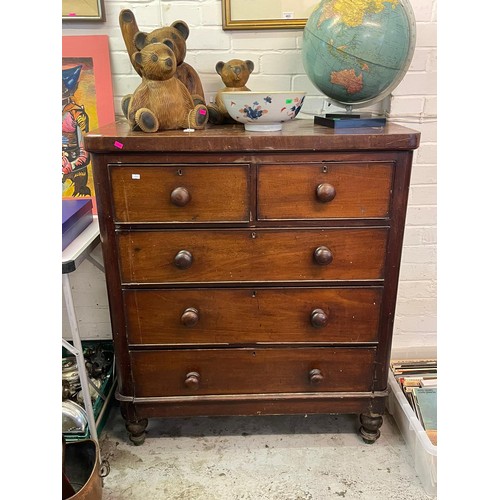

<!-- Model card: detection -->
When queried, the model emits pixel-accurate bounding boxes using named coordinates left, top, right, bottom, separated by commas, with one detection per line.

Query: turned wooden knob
left=181, top=307, right=199, bottom=327
left=310, top=308, right=329, bottom=328
left=313, top=246, right=333, bottom=266
left=170, top=186, right=191, bottom=207
left=174, top=250, right=193, bottom=269
left=316, top=183, right=336, bottom=203
left=184, top=371, right=200, bottom=389
left=309, top=368, right=324, bottom=385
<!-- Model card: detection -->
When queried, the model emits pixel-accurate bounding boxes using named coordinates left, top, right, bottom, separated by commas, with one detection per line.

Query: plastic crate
left=386, top=372, right=437, bottom=497
left=63, top=341, right=116, bottom=442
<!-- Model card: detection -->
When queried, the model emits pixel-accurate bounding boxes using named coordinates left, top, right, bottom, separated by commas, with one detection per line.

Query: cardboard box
left=62, top=199, right=93, bottom=250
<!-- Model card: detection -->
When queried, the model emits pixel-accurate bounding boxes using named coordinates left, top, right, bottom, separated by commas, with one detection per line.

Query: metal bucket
left=63, top=439, right=103, bottom=500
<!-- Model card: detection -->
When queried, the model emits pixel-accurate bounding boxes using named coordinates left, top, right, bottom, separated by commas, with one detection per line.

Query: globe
left=302, top=0, right=416, bottom=110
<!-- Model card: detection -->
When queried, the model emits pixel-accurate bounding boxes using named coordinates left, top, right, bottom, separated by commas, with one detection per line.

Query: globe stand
left=313, top=105, right=386, bottom=129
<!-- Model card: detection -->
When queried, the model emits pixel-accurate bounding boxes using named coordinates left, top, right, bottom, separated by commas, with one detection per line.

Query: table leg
left=62, top=273, right=99, bottom=447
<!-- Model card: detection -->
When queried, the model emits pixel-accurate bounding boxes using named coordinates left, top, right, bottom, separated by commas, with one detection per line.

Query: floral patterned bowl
left=221, top=91, right=306, bottom=131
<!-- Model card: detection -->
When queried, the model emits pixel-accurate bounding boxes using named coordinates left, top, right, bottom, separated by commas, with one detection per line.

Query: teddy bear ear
left=163, top=39, right=175, bottom=52
left=215, top=61, right=225, bottom=76
left=245, top=60, right=255, bottom=74
left=171, top=21, right=189, bottom=40
left=134, top=31, right=148, bottom=50
left=133, top=52, right=143, bottom=67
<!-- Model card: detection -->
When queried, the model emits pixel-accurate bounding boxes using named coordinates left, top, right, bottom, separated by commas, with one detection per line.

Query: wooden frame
left=62, top=0, right=106, bottom=22
left=62, top=35, right=115, bottom=213
left=222, top=0, right=318, bottom=30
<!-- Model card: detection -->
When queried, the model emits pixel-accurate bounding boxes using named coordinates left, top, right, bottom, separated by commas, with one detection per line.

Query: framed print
left=62, top=35, right=115, bottom=213
left=222, top=0, right=318, bottom=30
left=62, top=0, right=106, bottom=22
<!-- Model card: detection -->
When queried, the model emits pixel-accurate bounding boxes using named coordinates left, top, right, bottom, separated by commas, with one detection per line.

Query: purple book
left=62, top=199, right=93, bottom=250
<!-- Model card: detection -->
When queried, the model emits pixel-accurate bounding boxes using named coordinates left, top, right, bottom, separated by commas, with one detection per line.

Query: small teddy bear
left=119, top=9, right=205, bottom=104
left=121, top=41, right=209, bottom=133
left=208, top=59, right=255, bottom=125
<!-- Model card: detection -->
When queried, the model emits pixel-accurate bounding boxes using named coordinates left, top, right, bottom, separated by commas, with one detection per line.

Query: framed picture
left=222, top=0, right=318, bottom=30
left=62, top=35, right=115, bottom=213
left=62, top=0, right=106, bottom=22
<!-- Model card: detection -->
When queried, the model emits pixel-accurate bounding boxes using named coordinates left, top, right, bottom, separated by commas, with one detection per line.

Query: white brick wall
left=63, top=0, right=437, bottom=356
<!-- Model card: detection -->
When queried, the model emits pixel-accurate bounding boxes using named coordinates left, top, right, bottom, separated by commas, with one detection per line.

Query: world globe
left=302, top=0, right=416, bottom=110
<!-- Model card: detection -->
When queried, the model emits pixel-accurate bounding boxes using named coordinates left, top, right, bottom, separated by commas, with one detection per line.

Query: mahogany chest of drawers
left=85, top=120, right=420, bottom=445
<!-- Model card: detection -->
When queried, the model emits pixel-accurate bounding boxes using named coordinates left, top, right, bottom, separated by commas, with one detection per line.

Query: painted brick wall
left=62, top=0, right=437, bottom=356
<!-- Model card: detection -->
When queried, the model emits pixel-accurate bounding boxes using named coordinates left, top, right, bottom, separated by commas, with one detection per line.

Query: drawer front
left=110, top=164, right=250, bottom=223
left=130, top=347, right=376, bottom=397
left=124, top=287, right=382, bottom=345
left=258, top=162, right=393, bottom=220
left=118, top=228, right=387, bottom=283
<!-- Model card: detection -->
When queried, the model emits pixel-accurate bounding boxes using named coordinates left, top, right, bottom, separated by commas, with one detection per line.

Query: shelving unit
left=62, top=216, right=113, bottom=456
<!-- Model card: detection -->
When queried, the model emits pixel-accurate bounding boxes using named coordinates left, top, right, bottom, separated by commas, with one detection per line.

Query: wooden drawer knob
left=313, top=246, right=333, bottom=266
left=181, top=307, right=199, bottom=327
left=310, top=308, right=328, bottom=328
left=316, top=183, right=336, bottom=203
left=174, top=250, right=193, bottom=269
left=184, top=371, right=200, bottom=389
left=309, top=368, right=324, bottom=385
left=170, top=186, right=191, bottom=207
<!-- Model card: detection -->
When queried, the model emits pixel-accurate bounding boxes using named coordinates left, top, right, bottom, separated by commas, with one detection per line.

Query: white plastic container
left=386, top=373, right=437, bottom=497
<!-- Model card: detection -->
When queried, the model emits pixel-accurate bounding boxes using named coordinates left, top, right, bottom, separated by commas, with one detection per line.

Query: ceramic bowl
left=221, top=91, right=306, bottom=132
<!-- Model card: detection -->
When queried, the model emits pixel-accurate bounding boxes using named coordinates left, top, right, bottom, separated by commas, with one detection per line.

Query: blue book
left=414, top=387, right=437, bottom=432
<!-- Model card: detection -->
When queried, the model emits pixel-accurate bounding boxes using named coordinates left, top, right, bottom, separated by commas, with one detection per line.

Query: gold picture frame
left=62, top=0, right=106, bottom=22
left=222, top=0, right=318, bottom=30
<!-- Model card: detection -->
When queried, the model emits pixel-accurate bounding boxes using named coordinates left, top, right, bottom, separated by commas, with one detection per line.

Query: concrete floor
left=99, top=403, right=432, bottom=500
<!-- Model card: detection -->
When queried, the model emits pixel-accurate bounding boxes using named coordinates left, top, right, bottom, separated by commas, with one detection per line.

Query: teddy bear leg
left=207, top=104, right=225, bottom=125
left=135, top=108, right=159, bottom=133
left=189, top=104, right=209, bottom=129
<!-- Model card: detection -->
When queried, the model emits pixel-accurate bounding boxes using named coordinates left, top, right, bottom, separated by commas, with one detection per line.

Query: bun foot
left=359, top=413, right=383, bottom=444
left=125, top=418, right=148, bottom=446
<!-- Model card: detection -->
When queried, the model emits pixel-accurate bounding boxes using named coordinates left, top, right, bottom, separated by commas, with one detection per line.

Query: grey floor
left=99, top=402, right=432, bottom=500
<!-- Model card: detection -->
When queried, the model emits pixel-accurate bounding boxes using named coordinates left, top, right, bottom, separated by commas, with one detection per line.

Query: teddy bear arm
left=176, top=64, right=205, bottom=102
left=214, top=92, right=228, bottom=115
left=119, top=10, right=142, bottom=76
left=127, top=85, right=151, bottom=119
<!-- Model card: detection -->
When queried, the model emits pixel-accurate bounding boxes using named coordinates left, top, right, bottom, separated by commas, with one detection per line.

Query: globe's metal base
left=314, top=114, right=386, bottom=129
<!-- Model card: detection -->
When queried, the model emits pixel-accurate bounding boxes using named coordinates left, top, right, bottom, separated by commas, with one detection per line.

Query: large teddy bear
left=208, top=59, right=255, bottom=125
left=119, top=9, right=205, bottom=104
left=121, top=41, right=209, bottom=132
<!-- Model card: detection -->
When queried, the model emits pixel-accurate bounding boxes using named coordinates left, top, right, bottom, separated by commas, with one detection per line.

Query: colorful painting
left=62, top=36, right=114, bottom=213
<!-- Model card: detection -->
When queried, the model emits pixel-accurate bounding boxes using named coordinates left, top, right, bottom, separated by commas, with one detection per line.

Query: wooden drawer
left=117, top=228, right=387, bottom=284
left=130, top=347, right=376, bottom=397
left=257, top=162, right=393, bottom=220
left=124, top=287, right=382, bottom=345
left=110, top=164, right=250, bottom=223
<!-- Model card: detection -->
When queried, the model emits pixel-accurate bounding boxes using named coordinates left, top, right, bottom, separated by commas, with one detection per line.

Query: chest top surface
left=84, top=119, right=420, bottom=154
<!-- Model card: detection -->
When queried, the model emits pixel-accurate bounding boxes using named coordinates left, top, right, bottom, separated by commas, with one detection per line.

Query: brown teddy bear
left=208, top=59, right=255, bottom=124
left=119, top=9, right=205, bottom=104
left=121, top=42, right=209, bottom=133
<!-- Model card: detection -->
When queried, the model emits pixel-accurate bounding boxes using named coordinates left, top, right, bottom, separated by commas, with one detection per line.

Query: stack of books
left=390, top=359, right=437, bottom=446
